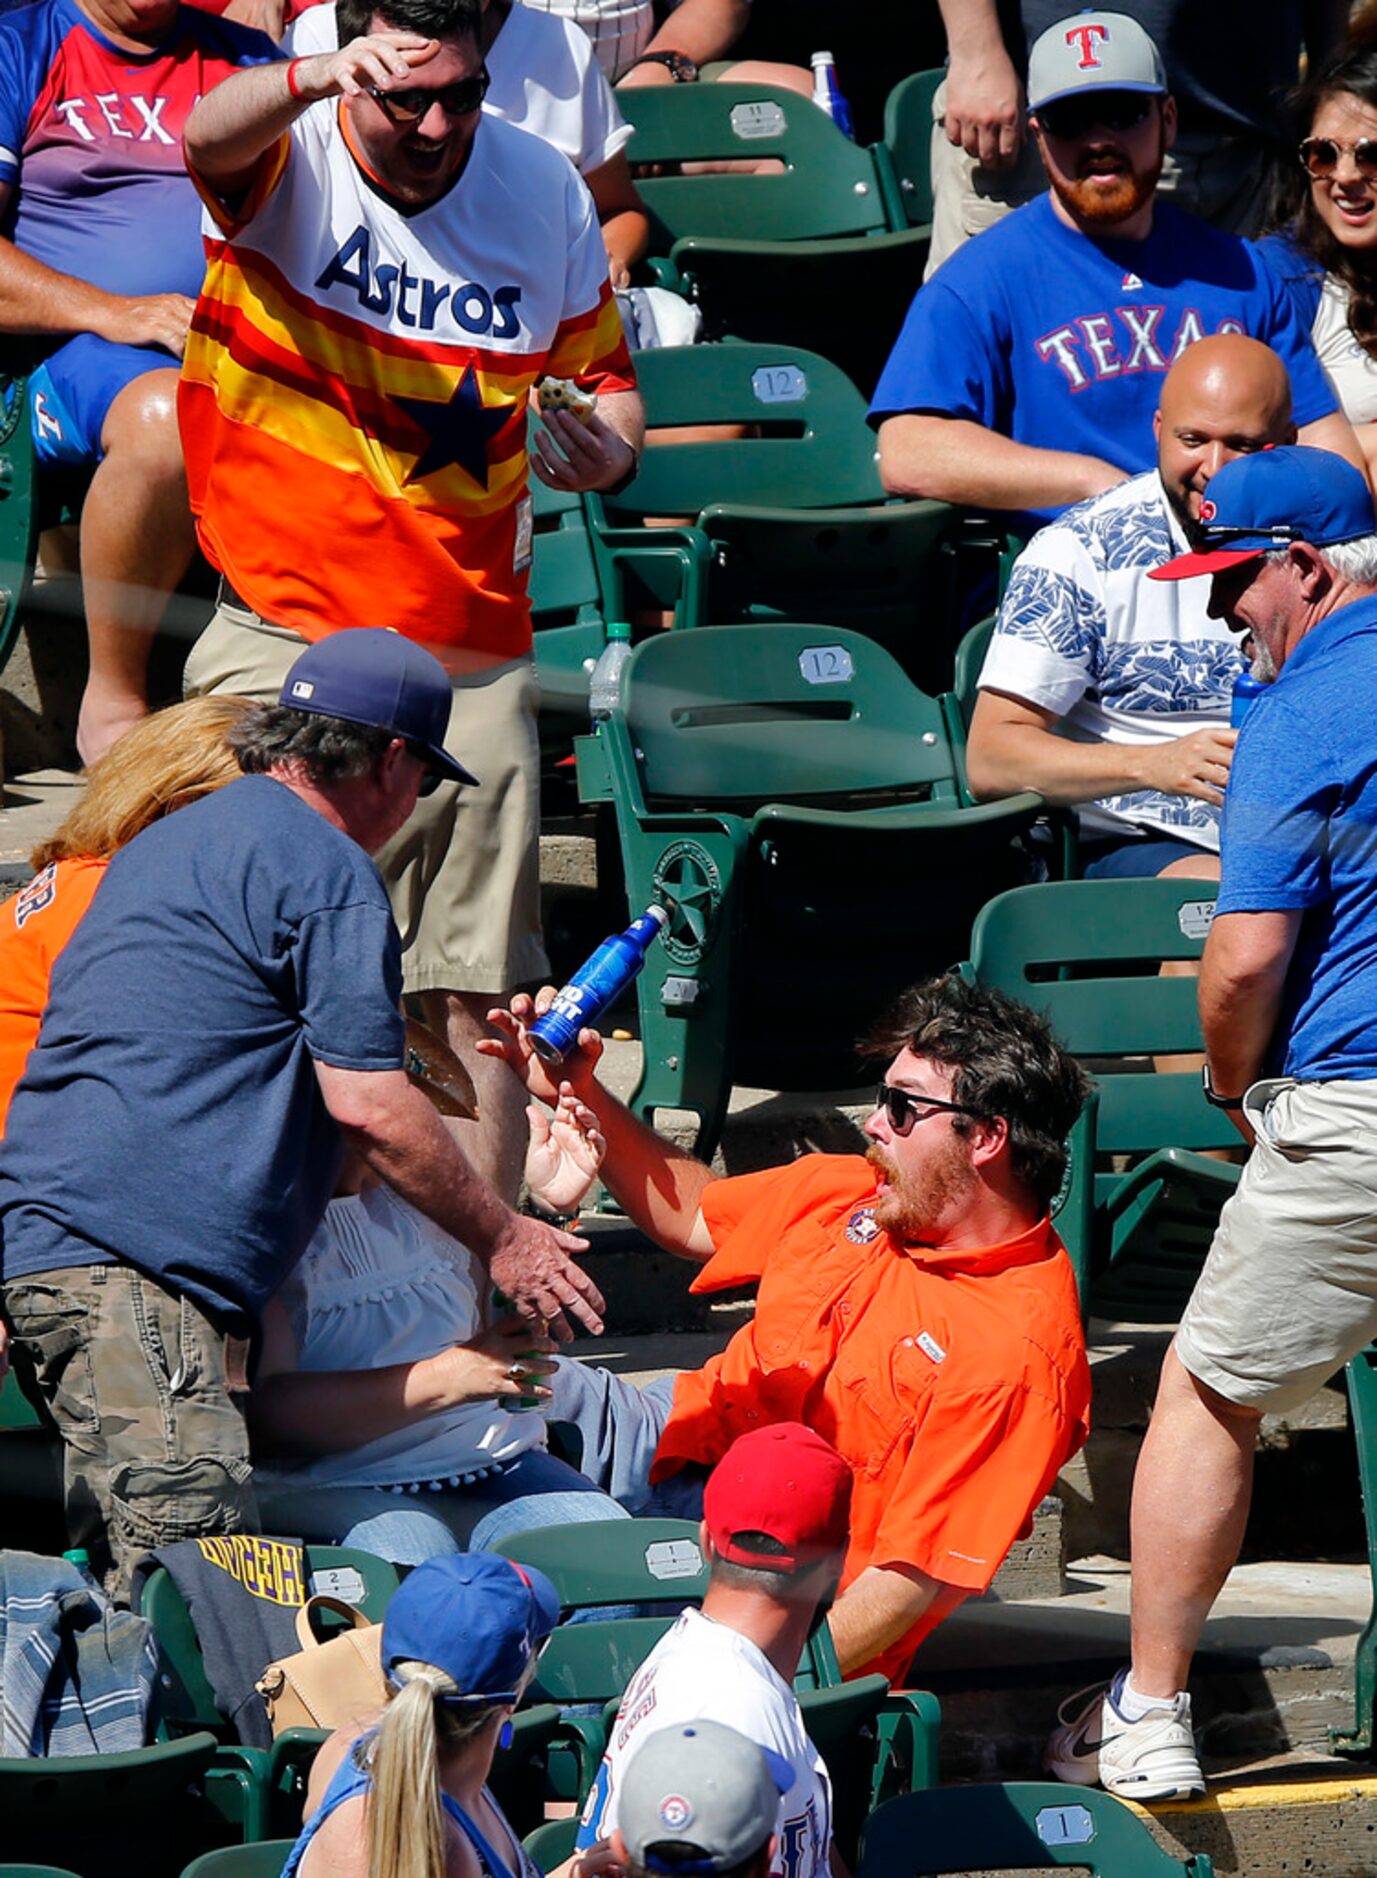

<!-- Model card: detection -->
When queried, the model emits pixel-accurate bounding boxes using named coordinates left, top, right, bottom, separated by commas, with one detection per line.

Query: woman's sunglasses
left=368, top=65, right=490, bottom=124
left=1298, top=135, right=1377, bottom=181
left=1036, top=92, right=1155, bottom=141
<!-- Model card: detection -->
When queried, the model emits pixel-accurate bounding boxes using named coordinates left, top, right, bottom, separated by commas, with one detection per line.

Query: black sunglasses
left=368, top=65, right=490, bottom=124
left=1299, top=135, right=1377, bottom=181
left=1037, top=91, right=1155, bottom=141
left=404, top=742, right=446, bottom=796
left=873, top=1082, right=985, bottom=1136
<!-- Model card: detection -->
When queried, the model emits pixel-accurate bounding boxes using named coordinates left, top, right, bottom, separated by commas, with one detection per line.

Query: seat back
left=877, top=70, right=943, bottom=230
left=857, top=1783, right=1213, bottom=1875
left=494, top=1519, right=708, bottom=1608
left=620, top=84, right=890, bottom=247
left=619, top=624, right=959, bottom=810
left=179, top=1842, right=295, bottom=1878
left=965, top=879, right=1234, bottom=1157
left=603, top=344, right=885, bottom=522
left=534, top=1615, right=679, bottom=1706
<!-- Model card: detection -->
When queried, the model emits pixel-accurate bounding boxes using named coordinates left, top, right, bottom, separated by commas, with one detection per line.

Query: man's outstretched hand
left=488, top=1209, right=605, bottom=1342
left=479, top=988, right=605, bottom=1107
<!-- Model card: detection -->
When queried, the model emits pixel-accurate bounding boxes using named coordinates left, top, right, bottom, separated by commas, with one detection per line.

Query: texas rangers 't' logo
left=1065, top=21, right=1109, bottom=68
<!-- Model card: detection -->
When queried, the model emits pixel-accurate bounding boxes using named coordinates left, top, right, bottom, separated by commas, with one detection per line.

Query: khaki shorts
left=184, top=602, right=548, bottom=996
left=1176, top=1078, right=1377, bottom=1414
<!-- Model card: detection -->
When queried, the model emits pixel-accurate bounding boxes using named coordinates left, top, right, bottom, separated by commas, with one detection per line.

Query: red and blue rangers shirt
left=0, top=0, right=278, bottom=299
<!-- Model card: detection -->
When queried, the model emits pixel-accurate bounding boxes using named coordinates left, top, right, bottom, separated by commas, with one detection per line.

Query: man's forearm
left=594, top=387, right=645, bottom=455
left=249, top=1358, right=446, bottom=1456
left=936, top=0, right=1006, bottom=58
left=641, top=0, right=749, bottom=64
left=0, top=237, right=127, bottom=339
left=572, top=1073, right=715, bottom=1259
left=877, top=415, right=1125, bottom=511
left=827, top=1564, right=948, bottom=1676
left=968, top=714, right=1161, bottom=805
left=1198, top=910, right=1299, bottom=1102
left=184, top=58, right=305, bottom=185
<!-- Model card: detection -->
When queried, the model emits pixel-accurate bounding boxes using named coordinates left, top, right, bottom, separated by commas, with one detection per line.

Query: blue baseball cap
left=279, top=628, right=477, bottom=786
left=381, top=1554, right=560, bottom=1703
left=1152, top=445, right=1377, bottom=581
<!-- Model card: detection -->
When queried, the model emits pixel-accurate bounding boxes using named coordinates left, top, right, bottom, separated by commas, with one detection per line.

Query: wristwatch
left=631, top=50, right=700, bottom=82
left=1201, top=1064, right=1245, bottom=1112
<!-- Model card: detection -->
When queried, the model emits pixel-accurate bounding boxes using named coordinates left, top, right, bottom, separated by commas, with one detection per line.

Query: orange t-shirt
left=0, top=857, right=107, bottom=1133
left=653, top=1155, right=1091, bottom=1684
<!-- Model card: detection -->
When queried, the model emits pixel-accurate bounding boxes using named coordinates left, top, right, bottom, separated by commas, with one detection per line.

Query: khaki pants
left=4, top=1265, right=258, bottom=1601
left=185, top=601, right=548, bottom=996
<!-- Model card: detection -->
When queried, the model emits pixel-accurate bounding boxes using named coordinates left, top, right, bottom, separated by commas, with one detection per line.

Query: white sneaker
left=1045, top=1668, right=1205, bottom=1802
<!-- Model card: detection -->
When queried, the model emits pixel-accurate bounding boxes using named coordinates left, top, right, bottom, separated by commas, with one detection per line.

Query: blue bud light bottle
left=810, top=51, right=855, bottom=140
left=529, top=905, right=670, bottom=1064
left=1231, top=664, right=1267, bottom=729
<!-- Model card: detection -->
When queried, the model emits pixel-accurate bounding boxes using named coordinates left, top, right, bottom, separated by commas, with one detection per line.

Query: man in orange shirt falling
left=484, top=973, right=1093, bottom=1685
left=176, top=0, right=642, bottom=1202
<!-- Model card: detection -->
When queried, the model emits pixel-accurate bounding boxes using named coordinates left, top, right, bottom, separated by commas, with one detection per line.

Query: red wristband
left=285, top=58, right=306, bottom=101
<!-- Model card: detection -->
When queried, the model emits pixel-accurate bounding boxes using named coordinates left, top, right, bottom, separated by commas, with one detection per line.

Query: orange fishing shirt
left=0, top=857, right=107, bottom=1133
left=653, top=1155, right=1091, bottom=1683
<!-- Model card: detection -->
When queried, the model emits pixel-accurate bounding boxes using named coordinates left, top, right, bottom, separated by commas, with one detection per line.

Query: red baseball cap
left=703, top=1423, right=852, bottom=1572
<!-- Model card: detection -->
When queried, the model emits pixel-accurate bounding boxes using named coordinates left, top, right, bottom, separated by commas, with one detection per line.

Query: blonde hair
left=366, top=1662, right=525, bottom=1878
left=31, top=696, right=253, bottom=870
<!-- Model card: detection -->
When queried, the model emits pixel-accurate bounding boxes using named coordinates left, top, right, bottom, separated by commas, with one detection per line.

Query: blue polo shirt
left=0, top=776, right=406, bottom=1327
left=1215, top=593, right=1377, bottom=1080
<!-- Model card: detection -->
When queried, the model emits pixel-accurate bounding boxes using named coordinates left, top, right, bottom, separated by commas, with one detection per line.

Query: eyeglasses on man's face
left=367, top=65, right=490, bottom=125
left=1036, top=91, right=1155, bottom=141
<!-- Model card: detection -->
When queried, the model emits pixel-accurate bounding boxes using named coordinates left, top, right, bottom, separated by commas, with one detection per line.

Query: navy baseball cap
left=1152, top=445, right=1377, bottom=581
left=279, top=628, right=477, bottom=786
left=381, top=1554, right=560, bottom=1703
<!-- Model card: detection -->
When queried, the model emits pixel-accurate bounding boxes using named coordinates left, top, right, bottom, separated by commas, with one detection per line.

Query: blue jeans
left=256, top=1446, right=627, bottom=1567
left=549, top=1360, right=705, bottom=1520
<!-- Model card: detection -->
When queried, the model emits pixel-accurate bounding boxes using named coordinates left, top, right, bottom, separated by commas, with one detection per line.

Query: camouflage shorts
left=3, top=1263, right=259, bottom=1601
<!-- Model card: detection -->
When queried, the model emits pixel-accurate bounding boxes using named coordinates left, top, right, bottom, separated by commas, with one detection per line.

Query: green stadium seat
left=873, top=70, right=943, bottom=233
left=494, top=1518, right=709, bottom=1609
left=575, top=624, right=1044, bottom=1155
left=0, top=1866, right=88, bottom=1877
left=962, top=879, right=1240, bottom=1320
left=1334, top=1344, right=1377, bottom=1760
left=523, top=1817, right=578, bottom=1868
left=619, top=83, right=929, bottom=394
left=588, top=344, right=965, bottom=698
left=0, top=1732, right=223, bottom=1878
left=798, top=1676, right=938, bottom=1863
left=179, top=1844, right=294, bottom=1878
left=857, top=1783, right=1214, bottom=1876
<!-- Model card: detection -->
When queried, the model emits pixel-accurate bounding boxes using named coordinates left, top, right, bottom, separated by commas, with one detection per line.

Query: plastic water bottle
left=588, top=620, right=632, bottom=727
left=1231, top=664, right=1267, bottom=729
left=528, top=905, right=670, bottom=1064
left=810, top=51, right=855, bottom=139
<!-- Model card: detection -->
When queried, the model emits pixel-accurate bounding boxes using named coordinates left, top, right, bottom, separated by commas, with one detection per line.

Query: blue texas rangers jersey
left=870, top=193, right=1337, bottom=527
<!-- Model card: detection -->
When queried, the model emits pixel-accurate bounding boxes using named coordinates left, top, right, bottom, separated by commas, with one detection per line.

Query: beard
left=1051, top=141, right=1164, bottom=228
left=1249, top=633, right=1278, bottom=683
left=866, top=1140, right=976, bottom=1243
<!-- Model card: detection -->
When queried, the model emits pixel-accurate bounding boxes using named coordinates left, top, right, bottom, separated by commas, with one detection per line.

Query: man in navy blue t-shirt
left=1045, top=448, right=1377, bottom=1801
left=0, top=628, right=602, bottom=1597
left=870, top=10, right=1362, bottom=532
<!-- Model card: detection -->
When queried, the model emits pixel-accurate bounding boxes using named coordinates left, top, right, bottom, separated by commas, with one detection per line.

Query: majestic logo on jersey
left=394, top=363, right=517, bottom=488
left=1064, top=22, right=1110, bottom=68
left=315, top=226, right=522, bottom=339
left=845, top=1208, right=881, bottom=1244
left=1036, top=309, right=1244, bottom=388
left=1121, top=271, right=1143, bottom=290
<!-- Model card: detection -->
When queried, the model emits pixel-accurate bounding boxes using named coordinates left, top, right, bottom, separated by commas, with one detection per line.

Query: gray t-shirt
left=0, top=775, right=405, bottom=1327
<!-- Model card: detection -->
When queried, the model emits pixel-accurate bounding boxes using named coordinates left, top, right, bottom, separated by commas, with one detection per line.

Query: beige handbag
left=255, top=1594, right=389, bottom=1738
